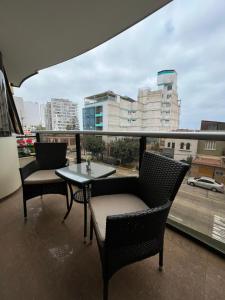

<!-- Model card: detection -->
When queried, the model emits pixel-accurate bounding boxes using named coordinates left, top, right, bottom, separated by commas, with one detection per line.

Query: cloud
left=14, top=0, right=225, bottom=130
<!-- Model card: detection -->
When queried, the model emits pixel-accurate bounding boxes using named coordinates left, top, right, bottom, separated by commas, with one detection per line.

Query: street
left=171, top=183, right=225, bottom=243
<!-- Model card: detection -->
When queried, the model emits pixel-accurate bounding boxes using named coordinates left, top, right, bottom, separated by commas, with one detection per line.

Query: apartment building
left=83, top=70, right=180, bottom=132
left=83, top=91, right=137, bottom=131
left=197, top=120, right=225, bottom=157
left=45, top=98, right=79, bottom=130
left=14, top=97, right=40, bottom=130
left=138, top=70, right=180, bottom=131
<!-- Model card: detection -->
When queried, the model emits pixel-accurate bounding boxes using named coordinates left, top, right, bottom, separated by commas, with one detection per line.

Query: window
left=180, top=142, right=184, bottom=149
left=215, top=170, right=224, bottom=176
left=172, top=142, right=175, bottom=149
left=167, top=94, right=172, bottom=99
left=186, top=143, right=191, bottom=150
left=204, top=141, right=216, bottom=150
left=167, top=142, right=171, bottom=148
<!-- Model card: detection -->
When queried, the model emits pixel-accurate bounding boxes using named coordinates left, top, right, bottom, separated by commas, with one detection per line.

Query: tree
left=110, top=138, right=139, bottom=164
left=35, top=124, right=46, bottom=130
left=83, top=135, right=105, bottom=157
left=186, top=155, right=193, bottom=165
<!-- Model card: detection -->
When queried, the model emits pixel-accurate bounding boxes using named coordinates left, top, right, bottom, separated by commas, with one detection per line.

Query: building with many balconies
left=45, top=98, right=79, bottom=131
left=83, top=70, right=180, bottom=132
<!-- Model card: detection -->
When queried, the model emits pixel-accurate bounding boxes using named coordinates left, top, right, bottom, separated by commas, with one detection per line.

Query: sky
left=14, top=0, right=225, bottom=130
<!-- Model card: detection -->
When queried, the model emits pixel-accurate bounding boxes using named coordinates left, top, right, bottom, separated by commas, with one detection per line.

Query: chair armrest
left=19, top=160, right=39, bottom=182
left=105, top=201, right=171, bottom=247
left=91, top=176, right=138, bottom=197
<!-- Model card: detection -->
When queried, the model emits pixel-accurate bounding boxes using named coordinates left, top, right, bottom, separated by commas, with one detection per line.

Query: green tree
left=35, top=125, right=46, bottom=130
left=186, top=155, right=193, bottom=165
left=110, top=138, right=139, bottom=164
left=83, top=135, right=105, bottom=157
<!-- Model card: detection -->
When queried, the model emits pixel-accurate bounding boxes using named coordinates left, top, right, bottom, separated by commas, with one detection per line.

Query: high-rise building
left=14, top=97, right=41, bottom=130
left=83, top=70, right=180, bottom=132
left=14, top=96, right=25, bottom=127
left=45, top=98, right=79, bottom=130
left=138, top=70, right=180, bottom=131
left=23, top=101, right=40, bottom=129
left=39, top=103, right=46, bottom=128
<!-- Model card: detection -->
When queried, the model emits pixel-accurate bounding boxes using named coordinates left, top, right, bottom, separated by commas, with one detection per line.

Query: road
left=170, top=183, right=225, bottom=243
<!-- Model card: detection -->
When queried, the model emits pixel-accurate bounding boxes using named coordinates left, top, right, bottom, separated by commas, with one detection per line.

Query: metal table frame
left=55, top=162, right=116, bottom=241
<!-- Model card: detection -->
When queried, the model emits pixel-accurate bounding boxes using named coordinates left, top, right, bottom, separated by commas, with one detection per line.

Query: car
left=187, top=176, right=224, bottom=193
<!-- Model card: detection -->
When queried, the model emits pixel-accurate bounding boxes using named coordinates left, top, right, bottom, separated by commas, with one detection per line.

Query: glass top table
left=56, top=162, right=116, bottom=185
left=56, top=162, right=116, bottom=241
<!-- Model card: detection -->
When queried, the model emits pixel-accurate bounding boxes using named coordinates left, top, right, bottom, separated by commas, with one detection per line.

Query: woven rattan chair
left=89, top=151, right=189, bottom=300
left=19, top=142, right=69, bottom=218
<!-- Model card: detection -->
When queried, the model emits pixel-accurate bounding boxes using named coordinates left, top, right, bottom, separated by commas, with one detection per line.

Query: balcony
left=1, top=187, right=225, bottom=300
left=1, top=129, right=225, bottom=299
left=2, top=1, right=225, bottom=297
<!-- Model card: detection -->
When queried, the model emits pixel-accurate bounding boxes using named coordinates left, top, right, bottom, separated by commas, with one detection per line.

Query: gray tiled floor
left=0, top=188, right=225, bottom=300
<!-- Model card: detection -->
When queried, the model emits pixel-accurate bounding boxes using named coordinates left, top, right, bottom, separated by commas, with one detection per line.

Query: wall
left=197, top=140, right=225, bottom=156
left=0, top=136, right=21, bottom=199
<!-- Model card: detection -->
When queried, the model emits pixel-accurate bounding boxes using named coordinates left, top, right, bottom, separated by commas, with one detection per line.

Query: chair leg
left=23, top=199, right=27, bottom=218
left=159, top=248, right=163, bottom=271
left=90, top=215, right=93, bottom=242
left=103, top=279, right=109, bottom=300
left=66, top=189, right=69, bottom=210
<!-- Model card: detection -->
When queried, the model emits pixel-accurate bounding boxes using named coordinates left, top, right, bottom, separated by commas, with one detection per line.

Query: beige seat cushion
left=90, top=194, right=148, bottom=241
left=24, top=170, right=64, bottom=185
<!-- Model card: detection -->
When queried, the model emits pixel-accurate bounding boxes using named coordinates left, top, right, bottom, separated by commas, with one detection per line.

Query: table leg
left=62, top=182, right=74, bottom=221
left=83, top=185, right=87, bottom=243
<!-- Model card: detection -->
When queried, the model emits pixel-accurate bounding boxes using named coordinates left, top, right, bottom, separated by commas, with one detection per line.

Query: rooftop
left=1, top=188, right=225, bottom=300
left=85, top=90, right=136, bottom=103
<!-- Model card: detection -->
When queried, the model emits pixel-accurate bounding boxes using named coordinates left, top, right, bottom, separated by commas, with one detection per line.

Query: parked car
left=187, top=176, right=224, bottom=193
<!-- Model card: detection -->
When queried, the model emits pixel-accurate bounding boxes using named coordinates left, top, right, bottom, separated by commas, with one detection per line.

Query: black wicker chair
left=89, top=151, right=189, bottom=300
left=19, top=142, right=69, bottom=218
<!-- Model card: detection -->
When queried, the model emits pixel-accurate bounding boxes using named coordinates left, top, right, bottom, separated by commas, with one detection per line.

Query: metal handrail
left=36, top=130, right=225, bottom=141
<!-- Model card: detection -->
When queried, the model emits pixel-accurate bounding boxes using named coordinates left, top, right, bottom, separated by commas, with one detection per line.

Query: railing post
left=76, top=134, right=81, bottom=163
left=36, top=132, right=40, bottom=142
left=139, top=136, right=146, bottom=171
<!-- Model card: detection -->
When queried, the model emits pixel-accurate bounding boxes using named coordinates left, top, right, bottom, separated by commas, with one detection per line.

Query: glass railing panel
left=168, top=138, right=225, bottom=253
left=16, top=134, right=37, bottom=158
left=36, top=131, right=225, bottom=254
left=39, top=132, right=77, bottom=163
left=81, top=134, right=139, bottom=177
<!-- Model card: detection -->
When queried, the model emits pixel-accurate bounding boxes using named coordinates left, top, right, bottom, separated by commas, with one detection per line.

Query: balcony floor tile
left=0, top=188, right=225, bottom=300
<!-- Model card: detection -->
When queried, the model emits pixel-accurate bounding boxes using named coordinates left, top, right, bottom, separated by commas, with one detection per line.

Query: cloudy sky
left=14, top=0, right=225, bottom=130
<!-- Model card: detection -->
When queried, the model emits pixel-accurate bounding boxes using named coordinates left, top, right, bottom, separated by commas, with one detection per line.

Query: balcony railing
left=30, top=129, right=225, bottom=255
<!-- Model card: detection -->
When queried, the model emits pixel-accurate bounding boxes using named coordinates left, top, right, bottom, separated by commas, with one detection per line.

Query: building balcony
left=1, top=129, right=225, bottom=300
left=1, top=187, right=225, bottom=300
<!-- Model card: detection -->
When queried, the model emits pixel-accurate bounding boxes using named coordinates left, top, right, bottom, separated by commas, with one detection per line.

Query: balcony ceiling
left=0, top=0, right=171, bottom=87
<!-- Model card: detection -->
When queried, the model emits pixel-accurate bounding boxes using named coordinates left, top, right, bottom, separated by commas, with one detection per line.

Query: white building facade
left=83, top=91, right=138, bottom=132
left=138, top=70, right=180, bottom=131
left=163, top=135, right=198, bottom=161
left=14, top=96, right=25, bottom=127
left=45, top=98, right=79, bottom=130
left=83, top=70, right=180, bottom=133
left=14, top=97, right=41, bottom=130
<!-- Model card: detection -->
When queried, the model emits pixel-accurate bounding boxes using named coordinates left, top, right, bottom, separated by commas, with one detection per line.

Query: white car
left=187, top=176, right=224, bottom=193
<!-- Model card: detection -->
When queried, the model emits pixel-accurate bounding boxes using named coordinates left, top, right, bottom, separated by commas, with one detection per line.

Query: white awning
left=0, top=0, right=171, bottom=87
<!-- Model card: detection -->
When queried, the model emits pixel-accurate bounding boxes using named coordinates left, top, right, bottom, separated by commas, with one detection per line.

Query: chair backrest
left=34, top=142, right=67, bottom=170
left=138, top=151, right=189, bottom=208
